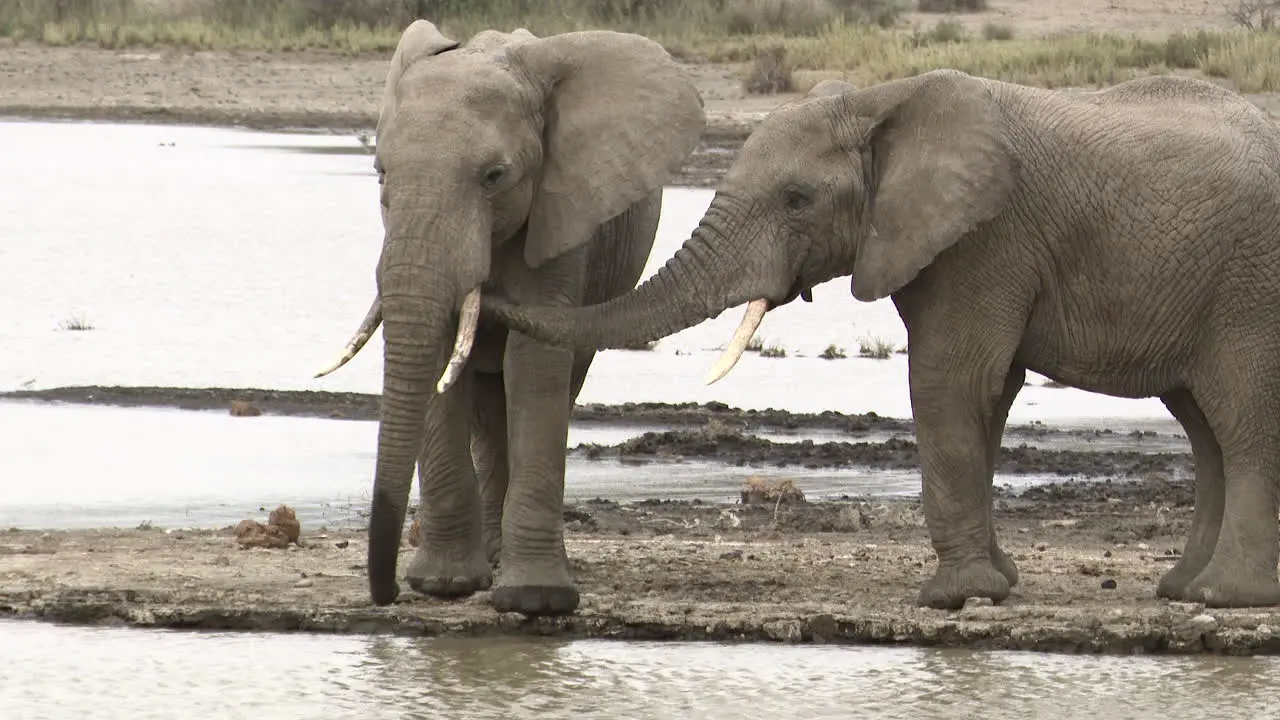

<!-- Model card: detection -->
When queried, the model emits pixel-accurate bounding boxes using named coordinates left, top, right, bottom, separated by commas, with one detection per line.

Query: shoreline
left=3, top=494, right=1278, bottom=655
left=2, top=385, right=1194, bottom=479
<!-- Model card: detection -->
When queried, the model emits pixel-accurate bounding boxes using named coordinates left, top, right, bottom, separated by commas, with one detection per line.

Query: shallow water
left=2, top=621, right=1278, bottom=720
left=0, top=119, right=1169, bottom=422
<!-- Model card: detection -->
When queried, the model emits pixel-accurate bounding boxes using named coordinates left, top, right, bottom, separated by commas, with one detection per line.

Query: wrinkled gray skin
left=318, top=21, right=704, bottom=615
left=484, top=69, right=1280, bottom=610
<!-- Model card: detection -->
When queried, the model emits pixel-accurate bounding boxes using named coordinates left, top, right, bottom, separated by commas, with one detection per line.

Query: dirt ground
left=4, top=487, right=1280, bottom=655
left=1, top=0, right=1277, bottom=187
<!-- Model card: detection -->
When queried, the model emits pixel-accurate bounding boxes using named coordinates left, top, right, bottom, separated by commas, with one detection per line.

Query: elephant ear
left=375, top=20, right=459, bottom=146
left=849, top=70, right=1017, bottom=302
left=508, top=31, right=707, bottom=269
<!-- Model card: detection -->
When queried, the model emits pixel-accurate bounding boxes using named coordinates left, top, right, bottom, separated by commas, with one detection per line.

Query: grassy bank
left=1, top=0, right=1278, bottom=92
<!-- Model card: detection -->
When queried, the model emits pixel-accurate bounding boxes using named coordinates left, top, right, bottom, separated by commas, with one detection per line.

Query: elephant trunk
left=366, top=243, right=481, bottom=605
left=486, top=223, right=728, bottom=352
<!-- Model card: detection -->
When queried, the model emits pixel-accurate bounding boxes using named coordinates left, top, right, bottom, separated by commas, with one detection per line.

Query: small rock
left=1016, top=527, right=1030, bottom=534
left=720, top=549, right=744, bottom=560
left=268, top=504, right=301, bottom=544
left=1168, top=601, right=1204, bottom=613
left=1189, top=613, right=1218, bottom=632
left=294, top=578, right=315, bottom=588
left=963, top=596, right=994, bottom=609
left=335, top=540, right=350, bottom=549
left=1034, top=542, right=1048, bottom=552
left=408, top=515, right=422, bottom=548
left=229, top=400, right=262, bottom=417
left=1103, top=550, right=1113, bottom=558
left=1101, top=579, right=1117, bottom=589
left=1137, top=542, right=1150, bottom=550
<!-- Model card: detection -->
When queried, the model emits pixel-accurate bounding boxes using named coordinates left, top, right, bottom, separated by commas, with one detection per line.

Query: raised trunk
left=488, top=225, right=728, bottom=350
left=366, top=266, right=454, bottom=605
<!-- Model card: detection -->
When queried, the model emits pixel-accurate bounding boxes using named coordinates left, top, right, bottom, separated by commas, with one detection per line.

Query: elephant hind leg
left=1181, top=366, right=1280, bottom=607
left=1155, top=388, right=1225, bottom=601
left=471, top=371, right=510, bottom=567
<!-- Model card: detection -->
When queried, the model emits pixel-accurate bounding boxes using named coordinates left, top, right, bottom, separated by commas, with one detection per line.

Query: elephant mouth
left=771, top=276, right=813, bottom=309
left=703, top=276, right=811, bottom=386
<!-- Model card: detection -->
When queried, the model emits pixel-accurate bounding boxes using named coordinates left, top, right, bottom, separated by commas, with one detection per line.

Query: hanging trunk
left=366, top=264, right=454, bottom=605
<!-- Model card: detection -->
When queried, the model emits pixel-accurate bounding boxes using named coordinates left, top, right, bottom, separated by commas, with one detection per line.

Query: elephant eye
left=783, top=187, right=812, bottom=211
left=481, top=164, right=509, bottom=190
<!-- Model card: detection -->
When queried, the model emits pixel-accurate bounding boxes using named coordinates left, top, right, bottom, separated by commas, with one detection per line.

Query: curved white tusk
left=435, top=287, right=482, bottom=394
left=314, top=298, right=383, bottom=378
left=703, top=299, right=769, bottom=386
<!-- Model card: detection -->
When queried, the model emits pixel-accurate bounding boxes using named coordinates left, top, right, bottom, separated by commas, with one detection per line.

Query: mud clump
left=408, top=514, right=422, bottom=548
left=233, top=504, right=301, bottom=549
left=228, top=400, right=262, bottom=417
left=741, top=477, right=806, bottom=505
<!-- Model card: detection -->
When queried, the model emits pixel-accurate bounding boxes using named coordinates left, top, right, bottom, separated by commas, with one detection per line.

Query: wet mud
left=3, top=488, right=1276, bottom=654
left=3, top=386, right=1190, bottom=481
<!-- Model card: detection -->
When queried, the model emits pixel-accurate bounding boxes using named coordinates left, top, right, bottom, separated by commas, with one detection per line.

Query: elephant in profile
left=314, top=20, right=705, bottom=615
left=483, top=69, right=1280, bottom=610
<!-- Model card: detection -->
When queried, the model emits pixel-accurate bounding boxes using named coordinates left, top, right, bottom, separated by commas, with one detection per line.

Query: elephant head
left=483, top=69, right=1017, bottom=382
left=313, top=21, right=705, bottom=605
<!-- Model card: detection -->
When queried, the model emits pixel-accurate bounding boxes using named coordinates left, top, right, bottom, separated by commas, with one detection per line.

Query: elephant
left=480, top=69, right=1280, bottom=610
left=313, top=20, right=705, bottom=615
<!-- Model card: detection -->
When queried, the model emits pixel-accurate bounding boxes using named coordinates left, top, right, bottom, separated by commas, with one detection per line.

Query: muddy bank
left=2, top=489, right=1275, bottom=654
left=2, top=386, right=1190, bottom=480
left=0, top=45, right=760, bottom=187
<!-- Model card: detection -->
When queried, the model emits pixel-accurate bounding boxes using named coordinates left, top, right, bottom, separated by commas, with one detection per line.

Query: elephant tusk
left=314, top=298, right=383, bottom=378
left=704, top=299, right=769, bottom=386
left=435, top=287, right=481, bottom=394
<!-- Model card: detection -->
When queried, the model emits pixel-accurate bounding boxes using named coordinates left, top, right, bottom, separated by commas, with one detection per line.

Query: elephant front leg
left=404, top=370, right=492, bottom=597
left=491, top=332, right=579, bottom=616
left=911, top=361, right=1020, bottom=610
left=471, top=371, right=510, bottom=567
left=985, top=366, right=1025, bottom=589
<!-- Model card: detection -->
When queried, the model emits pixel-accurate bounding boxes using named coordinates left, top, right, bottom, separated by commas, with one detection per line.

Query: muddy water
left=1, top=621, right=1277, bottom=720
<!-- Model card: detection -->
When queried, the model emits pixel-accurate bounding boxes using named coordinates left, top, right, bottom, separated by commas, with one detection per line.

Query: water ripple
left=2, top=622, right=1278, bottom=720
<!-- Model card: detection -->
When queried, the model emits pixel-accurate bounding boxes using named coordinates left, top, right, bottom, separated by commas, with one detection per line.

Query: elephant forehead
left=396, top=54, right=531, bottom=116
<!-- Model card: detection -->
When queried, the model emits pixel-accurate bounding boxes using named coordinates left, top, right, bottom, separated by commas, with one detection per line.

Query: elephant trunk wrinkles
left=491, top=225, right=728, bottom=350
left=367, top=266, right=456, bottom=605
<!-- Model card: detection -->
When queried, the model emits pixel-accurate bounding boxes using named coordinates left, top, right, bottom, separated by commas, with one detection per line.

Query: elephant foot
left=404, top=545, right=492, bottom=598
left=917, top=558, right=1011, bottom=610
left=1183, top=560, right=1280, bottom=608
left=992, top=544, right=1019, bottom=588
left=491, top=558, right=579, bottom=616
left=1155, top=554, right=1212, bottom=601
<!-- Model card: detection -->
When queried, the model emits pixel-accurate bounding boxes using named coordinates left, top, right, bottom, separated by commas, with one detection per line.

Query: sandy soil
left=4, top=485, right=1279, bottom=655
left=2, top=0, right=1277, bottom=187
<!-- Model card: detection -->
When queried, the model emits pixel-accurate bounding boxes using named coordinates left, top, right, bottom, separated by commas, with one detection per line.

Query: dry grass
left=0, top=1, right=1277, bottom=92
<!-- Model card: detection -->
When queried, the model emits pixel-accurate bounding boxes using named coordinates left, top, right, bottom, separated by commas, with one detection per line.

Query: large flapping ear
left=508, top=31, right=707, bottom=269
left=375, top=20, right=460, bottom=144
left=849, top=70, right=1017, bottom=302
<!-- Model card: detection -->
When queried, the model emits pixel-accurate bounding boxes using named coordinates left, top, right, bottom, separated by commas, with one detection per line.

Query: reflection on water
left=2, top=620, right=1277, bottom=720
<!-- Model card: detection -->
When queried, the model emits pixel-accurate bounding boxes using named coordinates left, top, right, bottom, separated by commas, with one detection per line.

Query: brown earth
left=1, top=386, right=1191, bottom=479
left=4, top=486, right=1279, bottom=654
left=2, top=0, right=1277, bottom=187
